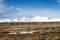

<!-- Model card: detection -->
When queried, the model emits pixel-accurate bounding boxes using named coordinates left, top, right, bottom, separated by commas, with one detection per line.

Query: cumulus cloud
left=0, top=16, right=60, bottom=22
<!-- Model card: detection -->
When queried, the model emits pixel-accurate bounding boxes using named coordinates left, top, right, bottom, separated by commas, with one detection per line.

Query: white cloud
left=0, top=0, right=56, bottom=18
left=0, top=0, right=59, bottom=19
left=12, top=18, right=18, bottom=22
left=0, top=16, right=60, bottom=22
left=30, top=16, right=49, bottom=22
left=0, top=0, right=7, bottom=12
left=0, top=19, right=11, bottom=22
left=0, top=0, right=60, bottom=22
left=16, top=8, right=22, bottom=11
left=0, top=0, right=23, bottom=18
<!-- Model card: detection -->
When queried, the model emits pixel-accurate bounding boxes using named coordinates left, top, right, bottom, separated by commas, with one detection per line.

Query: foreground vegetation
left=0, top=36, right=60, bottom=40
left=0, top=22, right=60, bottom=40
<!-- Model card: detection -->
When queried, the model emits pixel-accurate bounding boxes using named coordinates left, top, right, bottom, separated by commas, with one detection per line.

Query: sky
left=0, top=0, right=60, bottom=22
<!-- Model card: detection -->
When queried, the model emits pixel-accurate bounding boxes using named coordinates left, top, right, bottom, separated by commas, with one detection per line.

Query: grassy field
left=0, top=35, right=60, bottom=40
left=0, top=22, right=60, bottom=40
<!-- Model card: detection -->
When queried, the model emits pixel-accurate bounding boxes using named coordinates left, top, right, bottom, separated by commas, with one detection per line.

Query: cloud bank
left=0, top=16, right=60, bottom=22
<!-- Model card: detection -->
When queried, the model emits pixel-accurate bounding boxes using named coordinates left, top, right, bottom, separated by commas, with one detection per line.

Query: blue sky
left=0, top=0, right=60, bottom=22
left=4, top=0, right=60, bottom=18
left=5, top=0, right=58, bottom=8
left=0, top=0, right=60, bottom=18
